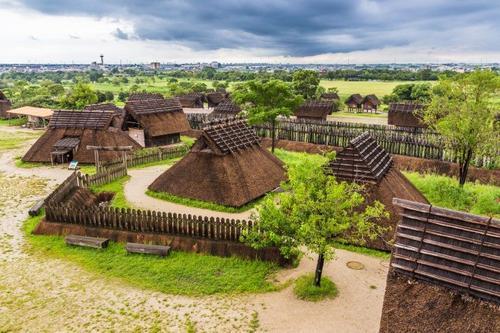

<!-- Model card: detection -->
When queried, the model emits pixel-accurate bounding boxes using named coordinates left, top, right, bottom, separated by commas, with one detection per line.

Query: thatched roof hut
left=0, top=90, right=12, bottom=119
left=205, top=92, right=225, bottom=108
left=345, top=94, right=363, bottom=112
left=329, top=132, right=428, bottom=250
left=295, top=100, right=335, bottom=121
left=176, top=92, right=205, bottom=108
left=320, top=92, right=340, bottom=101
left=388, top=102, right=427, bottom=128
left=22, top=110, right=141, bottom=164
left=149, top=118, right=286, bottom=207
left=123, top=95, right=190, bottom=147
left=84, top=103, right=124, bottom=128
left=128, top=92, right=164, bottom=101
left=362, top=94, right=381, bottom=112
left=210, top=100, right=242, bottom=118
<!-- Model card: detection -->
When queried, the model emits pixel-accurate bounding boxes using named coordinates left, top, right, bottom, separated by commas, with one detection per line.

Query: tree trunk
left=271, top=118, right=276, bottom=153
left=459, top=148, right=473, bottom=186
left=314, top=253, right=325, bottom=287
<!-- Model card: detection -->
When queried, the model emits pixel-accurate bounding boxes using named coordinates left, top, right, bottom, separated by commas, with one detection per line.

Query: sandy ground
left=327, top=115, right=387, bottom=125
left=0, top=126, right=389, bottom=332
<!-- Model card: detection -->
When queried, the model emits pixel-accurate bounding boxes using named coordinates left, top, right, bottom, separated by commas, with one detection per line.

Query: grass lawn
left=0, top=129, right=41, bottom=151
left=403, top=172, right=500, bottom=217
left=23, top=214, right=279, bottom=295
left=90, top=175, right=133, bottom=209
left=0, top=117, right=28, bottom=127
left=293, top=274, right=338, bottom=302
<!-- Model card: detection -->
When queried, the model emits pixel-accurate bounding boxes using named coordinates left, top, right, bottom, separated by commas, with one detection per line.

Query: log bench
left=65, top=235, right=109, bottom=249
left=126, top=243, right=171, bottom=257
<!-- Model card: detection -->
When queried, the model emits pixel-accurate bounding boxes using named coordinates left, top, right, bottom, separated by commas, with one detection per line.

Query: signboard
left=68, top=160, right=79, bottom=170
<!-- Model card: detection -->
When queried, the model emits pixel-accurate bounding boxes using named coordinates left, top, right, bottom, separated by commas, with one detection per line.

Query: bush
left=293, top=274, right=338, bottom=301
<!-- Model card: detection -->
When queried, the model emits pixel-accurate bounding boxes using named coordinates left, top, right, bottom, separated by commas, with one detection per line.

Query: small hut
left=22, top=110, right=141, bottom=164
left=123, top=95, right=190, bottom=147
left=320, top=92, right=340, bottom=101
left=345, top=94, right=363, bottom=112
left=329, top=132, right=428, bottom=250
left=362, top=94, right=381, bottom=112
left=149, top=118, right=286, bottom=207
left=176, top=92, right=205, bottom=108
left=84, top=103, right=124, bottom=128
left=388, top=102, right=427, bottom=128
left=210, top=100, right=242, bottom=118
left=205, top=92, right=225, bottom=108
left=0, top=90, right=12, bottom=119
left=294, top=100, right=335, bottom=121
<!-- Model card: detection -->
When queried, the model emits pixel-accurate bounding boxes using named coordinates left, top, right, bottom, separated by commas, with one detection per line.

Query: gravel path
left=0, top=127, right=389, bottom=332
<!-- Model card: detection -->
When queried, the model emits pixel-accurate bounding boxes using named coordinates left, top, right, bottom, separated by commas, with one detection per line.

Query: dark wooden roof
left=125, top=98, right=182, bottom=116
left=295, top=100, right=334, bottom=119
left=206, top=92, right=225, bottom=105
left=49, top=110, right=113, bottom=130
left=363, top=94, right=381, bottom=106
left=320, top=92, right=340, bottom=100
left=202, top=118, right=260, bottom=154
left=175, top=93, right=205, bottom=108
left=211, top=100, right=242, bottom=116
left=345, top=94, right=363, bottom=105
left=389, top=102, right=425, bottom=113
left=128, top=92, right=165, bottom=101
left=53, top=137, right=81, bottom=149
left=329, top=132, right=392, bottom=183
left=84, top=103, right=123, bottom=114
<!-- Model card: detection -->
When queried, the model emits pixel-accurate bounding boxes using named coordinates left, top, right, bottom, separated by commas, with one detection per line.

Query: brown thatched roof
left=295, top=100, right=334, bottom=120
left=388, top=102, right=426, bottom=128
left=49, top=110, right=114, bottom=130
left=148, top=118, right=286, bottom=207
left=320, top=92, right=340, bottom=100
left=84, top=103, right=123, bottom=114
left=124, top=98, right=190, bottom=137
left=210, top=100, right=242, bottom=117
left=128, top=92, right=164, bottom=101
left=345, top=94, right=363, bottom=106
left=206, top=92, right=225, bottom=107
left=176, top=93, right=205, bottom=108
left=362, top=94, right=381, bottom=106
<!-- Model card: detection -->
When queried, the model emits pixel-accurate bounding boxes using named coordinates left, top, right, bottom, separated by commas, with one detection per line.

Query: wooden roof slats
left=212, top=100, right=242, bottom=115
left=49, top=110, right=113, bottom=130
left=391, top=198, right=500, bottom=304
left=53, top=137, right=80, bottom=149
left=128, top=92, right=165, bottom=101
left=203, top=118, right=260, bottom=154
left=84, top=103, right=122, bottom=114
left=295, top=100, right=335, bottom=119
left=389, top=102, right=425, bottom=113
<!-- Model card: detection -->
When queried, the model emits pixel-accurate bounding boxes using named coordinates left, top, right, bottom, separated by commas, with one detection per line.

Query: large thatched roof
left=84, top=103, right=124, bottom=128
left=388, top=102, right=427, bottom=128
left=295, top=100, right=334, bottom=120
left=205, top=92, right=225, bottom=107
left=176, top=93, right=205, bottom=108
left=149, top=118, right=286, bottom=207
left=124, top=97, right=190, bottom=137
left=329, top=132, right=427, bottom=250
left=23, top=110, right=141, bottom=163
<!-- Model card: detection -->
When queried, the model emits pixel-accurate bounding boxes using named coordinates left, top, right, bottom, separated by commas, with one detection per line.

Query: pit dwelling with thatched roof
left=22, top=110, right=141, bottom=164
left=149, top=118, right=286, bottom=207
left=123, top=93, right=190, bottom=147
left=329, top=132, right=428, bottom=250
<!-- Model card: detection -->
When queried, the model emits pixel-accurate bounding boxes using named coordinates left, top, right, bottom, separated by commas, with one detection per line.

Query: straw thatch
left=345, top=94, right=363, bottom=111
left=0, top=90, right=12, bottom=119
left=149, top=118, right=286, bottom=207
left=84, top=103, right=124, bottom=128
left=362, top=94, right=381, bottom=111
left=210, top=100, right=242, bottom=118
left=123, top=95, right=190, bottom=147
left=295, top=100, right=335, bottom=121
left=128, top=92, right=165, bottom=101
left=206, top=92, right=225, bottom=107
left=176, top=93, right=205, bottom=108
left=388, top=102, right=427, bottom=128
left=329, top=132, right=428, bottom=250
left=23, top=110, right=141, bottom=164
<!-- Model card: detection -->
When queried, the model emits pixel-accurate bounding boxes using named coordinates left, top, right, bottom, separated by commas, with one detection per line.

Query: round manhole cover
left=346, top=261, right=365, bottom=270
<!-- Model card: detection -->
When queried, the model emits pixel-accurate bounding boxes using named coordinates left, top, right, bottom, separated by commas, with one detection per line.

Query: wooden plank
left=65, top=235, right=109, bottom=249
left=126, top=243, right=171, bottom=257
left=28, top=199, right=45, bottom=216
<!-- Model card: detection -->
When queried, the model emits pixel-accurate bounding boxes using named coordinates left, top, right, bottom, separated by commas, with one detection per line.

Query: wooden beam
left=86, top=145, right=134, bottom=151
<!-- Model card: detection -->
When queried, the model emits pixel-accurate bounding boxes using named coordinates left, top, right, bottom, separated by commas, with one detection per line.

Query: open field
left=320, top=80, right=433, bottom=100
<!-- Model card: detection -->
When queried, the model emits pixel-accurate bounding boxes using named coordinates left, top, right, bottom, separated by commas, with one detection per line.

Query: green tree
left=232, top=80, right=303, bottom=153
left=292, top=70, right=320, bottom=99
left=243, top=157, right=388, bottom=286
left=423, top=70, right=500, bottom=185
left=60, top=82, right=98, bottom=109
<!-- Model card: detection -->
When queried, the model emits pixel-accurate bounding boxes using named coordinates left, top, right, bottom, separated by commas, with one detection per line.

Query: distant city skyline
left=0, top=0, right=499, bottom=64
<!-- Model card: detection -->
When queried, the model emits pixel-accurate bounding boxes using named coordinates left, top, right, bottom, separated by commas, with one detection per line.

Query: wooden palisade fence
left=391, top=198, right=500, bottom=304
left=187, top=114, right=497, bottom=168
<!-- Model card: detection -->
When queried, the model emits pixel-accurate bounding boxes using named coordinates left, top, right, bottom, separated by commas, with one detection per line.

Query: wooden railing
left=391, top=198, right=500, bottom=304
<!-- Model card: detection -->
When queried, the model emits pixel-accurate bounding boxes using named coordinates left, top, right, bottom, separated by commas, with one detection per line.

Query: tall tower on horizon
left=100, top=54, right=104, bottom=65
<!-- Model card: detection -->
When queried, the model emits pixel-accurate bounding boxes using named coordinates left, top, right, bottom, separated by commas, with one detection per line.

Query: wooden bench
left=65, top=235, right=109, bottom=249
left=126, top=243, right=171, bottom=257
left=28, top=199, right=45, bottom=216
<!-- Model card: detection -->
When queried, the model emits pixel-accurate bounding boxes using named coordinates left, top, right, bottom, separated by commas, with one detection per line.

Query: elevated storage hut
left=210, top=100, right=242, bottom=118
left=294, top=100, right=335, bottom=121
left=6, top=106, right=53, bottom=128
left=176, top=92, right=205, bottom=108
left=329, top=132, right=428, bottom=250
left=345, top=94, right=363, bottom=112
left=206, top=92, right=225, bottom=108
left=149, top=118, right=286, bottom=207
left=123, top=95, right=190, bottom=147
left=380, top=200, right=500, bottom=332
left=0, top=90, right=12, bottom=119
left=362, top=94, right=381, bottom=112
left=22, top=110, right=141, bottom=164
left=388, top=102, right=427, bottom=128
left=84, top=103, right=124, bottom=128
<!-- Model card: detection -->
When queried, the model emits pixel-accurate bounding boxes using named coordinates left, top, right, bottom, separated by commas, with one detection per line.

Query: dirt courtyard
left=0, top=132, right=389, bottom=332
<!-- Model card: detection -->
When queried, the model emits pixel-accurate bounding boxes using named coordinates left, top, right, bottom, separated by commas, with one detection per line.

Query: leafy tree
left=243, top=157, right=388, bottom=286
left=96, top=91, right=107, bottom=103
left=410, top=83, right=432, bottom=102
left=292, top=70, right=320, bottom=99
left=104, top=91, right=114, bottom=101
left=60, top=82, right=98, bottom=109
left=88, top=69, right=103, bottom=82
left=213, top=80, right=229, bottom=91
left=118, top=91, right=128, bottom=102
left=232, top=80, right=303, bottom=153
left=422, top=70, right=499, bottom=185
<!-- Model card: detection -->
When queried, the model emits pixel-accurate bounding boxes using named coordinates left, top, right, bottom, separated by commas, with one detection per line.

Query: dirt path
left=126, top=165, right=253, bottom=220
left=327, top=115, right=387, bottom=125
left=0, top=126, right=388, bottom=332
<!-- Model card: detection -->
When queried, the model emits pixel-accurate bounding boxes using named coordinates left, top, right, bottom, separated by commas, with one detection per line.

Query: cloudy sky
left=0, top=0, right=499, bottom=64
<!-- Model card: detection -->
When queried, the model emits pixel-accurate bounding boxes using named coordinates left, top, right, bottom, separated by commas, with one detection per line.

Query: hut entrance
left=51, top=137, right=80, bottom=164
